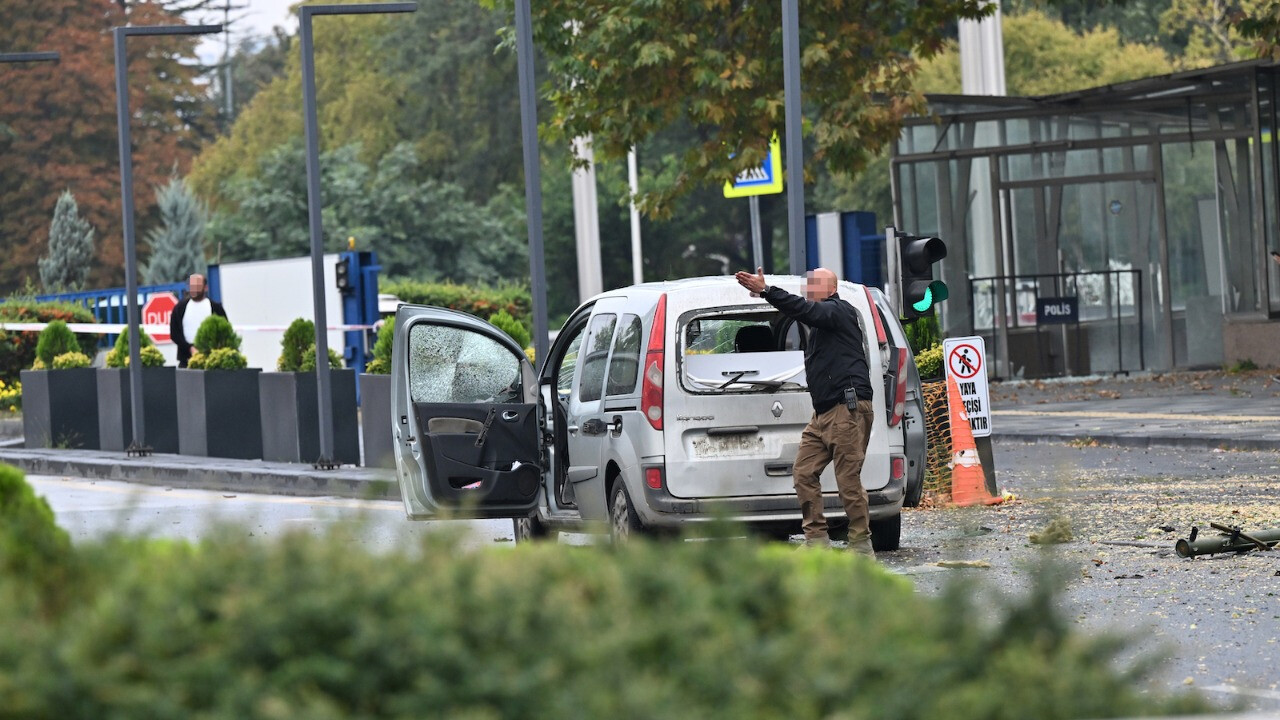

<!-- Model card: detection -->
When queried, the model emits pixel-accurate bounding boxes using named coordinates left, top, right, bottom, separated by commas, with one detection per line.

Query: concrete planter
left=176, top=368, right=263, bottom=459
left=21, top=368, right=100, bottom=449
left=97, top=367, right=179, bottom=453
left=259, top=370, right=360, bottom=465
left=359, top=373, right=393, bottom=468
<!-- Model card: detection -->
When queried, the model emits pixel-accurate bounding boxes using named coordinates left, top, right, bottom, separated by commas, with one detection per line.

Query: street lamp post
left=113, top=24, right=222, bottom=456
left=299, top=3, right=416, bottom=469
left=781, top=0, right=806, bottom=274
left=514, top=0, right=550, bottom=363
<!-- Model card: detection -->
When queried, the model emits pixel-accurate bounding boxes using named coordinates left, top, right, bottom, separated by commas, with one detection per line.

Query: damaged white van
left=391, top=275, right=917, bottom=550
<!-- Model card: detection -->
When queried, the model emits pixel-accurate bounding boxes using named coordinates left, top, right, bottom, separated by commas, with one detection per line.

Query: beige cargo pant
left=792, top=399, right=874, bottom=543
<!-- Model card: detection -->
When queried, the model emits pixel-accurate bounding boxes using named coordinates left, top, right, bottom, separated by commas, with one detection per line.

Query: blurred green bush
left=0, top=464, right=1207, bottom=719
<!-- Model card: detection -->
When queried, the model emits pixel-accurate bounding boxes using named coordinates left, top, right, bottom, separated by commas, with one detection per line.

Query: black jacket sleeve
left=212, top=300, right=228, bottom=323
left=761, top=286, right=841, bottom=330
left=171, top=299, right=188, bottom=350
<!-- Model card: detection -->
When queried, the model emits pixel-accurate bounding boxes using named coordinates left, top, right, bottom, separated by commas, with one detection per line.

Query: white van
left=391, top=275, right=916, bottom=550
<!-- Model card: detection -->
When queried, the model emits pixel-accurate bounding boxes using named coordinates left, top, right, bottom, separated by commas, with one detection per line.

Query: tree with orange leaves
left=0, top=0, right=214, bottom=294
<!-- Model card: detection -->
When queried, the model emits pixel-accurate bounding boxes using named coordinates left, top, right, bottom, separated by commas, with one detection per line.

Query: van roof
left=591, top=274, right=868, bottom=301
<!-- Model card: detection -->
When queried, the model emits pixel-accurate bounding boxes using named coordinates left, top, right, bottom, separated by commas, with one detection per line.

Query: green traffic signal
left=911, top=280, right=949, bottom=313
left=896, top=232, right=948, bottom=322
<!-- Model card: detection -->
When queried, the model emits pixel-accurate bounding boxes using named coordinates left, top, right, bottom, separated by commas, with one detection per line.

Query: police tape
left=0, top=322, right=378, bottom=334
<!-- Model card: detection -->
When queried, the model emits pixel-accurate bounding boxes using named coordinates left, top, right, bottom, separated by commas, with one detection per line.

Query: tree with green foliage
left=819, top=10, right=1177, bottom=231
left=491, top=0, right=990, bottom=215
left=38, top=190, right=95, bottom=293
left=144, top=178, right=207, bottom=285
left=205, top=142, right=525, bottom=282
left=1159, top=0, right=1266, bottom=65
left=914, top=10, right=1173, bottom=97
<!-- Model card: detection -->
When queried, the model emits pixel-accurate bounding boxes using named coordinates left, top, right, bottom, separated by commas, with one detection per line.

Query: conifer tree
left=38, top=190, right=95, bottom=292
left=144, top=178, right=207, bottom=285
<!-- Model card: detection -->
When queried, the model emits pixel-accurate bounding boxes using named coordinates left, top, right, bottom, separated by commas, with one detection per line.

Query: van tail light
left=862, top=286, right=888, bottom=346
left=641, top=294, right=667, bottom=430
left=645, top=466, right=665, bottom=490
left=890, top=455, right=906, bottom=483
left=888, top=347, right=908, bottom=427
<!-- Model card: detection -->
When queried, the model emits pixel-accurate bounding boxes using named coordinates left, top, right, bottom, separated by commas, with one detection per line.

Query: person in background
left=170, top=273, right=228, bottom=368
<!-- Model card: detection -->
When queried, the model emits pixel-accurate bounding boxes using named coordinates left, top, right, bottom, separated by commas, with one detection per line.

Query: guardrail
left=1, top=282, right=188, bottom=347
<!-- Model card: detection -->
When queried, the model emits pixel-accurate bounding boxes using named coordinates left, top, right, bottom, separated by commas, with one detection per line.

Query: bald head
left=803, top=268, right=838, bottom=300
left=188, top=273, right=207, bottom=301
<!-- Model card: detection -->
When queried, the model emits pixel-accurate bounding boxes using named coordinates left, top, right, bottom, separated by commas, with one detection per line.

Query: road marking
left=994, top=409, right=1280, bottom=424
left=1204, top=684, right=1280, bottom=702
left=26, top=477, right=402, bottom=512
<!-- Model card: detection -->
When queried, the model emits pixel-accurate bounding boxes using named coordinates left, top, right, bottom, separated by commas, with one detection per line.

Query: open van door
left=391, top=305, right=544, bottom=519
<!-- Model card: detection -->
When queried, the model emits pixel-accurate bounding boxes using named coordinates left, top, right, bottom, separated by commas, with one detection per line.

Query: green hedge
left=0, top=300, right=98, bottom=384
left=382, top=279, right=531, bottom=330
left=0, top=468, right=1209, bottom=720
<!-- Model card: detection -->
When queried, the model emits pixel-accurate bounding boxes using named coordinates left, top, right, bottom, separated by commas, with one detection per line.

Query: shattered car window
left=408, top=324, right=522, bottom=404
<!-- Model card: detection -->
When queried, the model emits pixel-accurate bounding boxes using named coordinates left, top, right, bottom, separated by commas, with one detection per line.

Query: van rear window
left=680, top=311, right=807, bottom=394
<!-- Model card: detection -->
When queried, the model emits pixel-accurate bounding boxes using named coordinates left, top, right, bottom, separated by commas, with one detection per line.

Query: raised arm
left=761, top=286, right=841, bottom=329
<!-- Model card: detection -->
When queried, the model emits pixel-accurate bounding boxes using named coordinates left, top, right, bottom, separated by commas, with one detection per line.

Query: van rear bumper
left=639, top=472, right=905, bottom=525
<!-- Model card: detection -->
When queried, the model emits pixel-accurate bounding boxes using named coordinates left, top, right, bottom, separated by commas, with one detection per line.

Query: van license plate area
left=693, top=434, right=765, bottom=457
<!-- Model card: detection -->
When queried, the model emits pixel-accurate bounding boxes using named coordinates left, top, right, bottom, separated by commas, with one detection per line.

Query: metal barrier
left=969, top=269, right=1145, bottom=378
left=2, top=282, right=189, bottom=347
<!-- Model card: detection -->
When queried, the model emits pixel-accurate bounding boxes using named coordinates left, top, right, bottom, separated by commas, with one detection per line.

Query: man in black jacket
left=735, top=266, right=876, bottom=556
left=170, top=273, right=228, bottom=368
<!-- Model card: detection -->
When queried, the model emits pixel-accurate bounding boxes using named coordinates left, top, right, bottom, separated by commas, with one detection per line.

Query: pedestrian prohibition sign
left=942, top=336, right=992, bottom=437
left=947, top=343, right=982, bottom=379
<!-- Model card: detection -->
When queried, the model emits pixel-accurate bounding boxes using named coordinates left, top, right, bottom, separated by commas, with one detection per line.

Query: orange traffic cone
left=946, top=374, right=1003, bottom=507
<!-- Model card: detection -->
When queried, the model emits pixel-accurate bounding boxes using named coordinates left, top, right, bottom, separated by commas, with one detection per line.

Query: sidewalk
left=0, top=446, right=398, bottom=500
left=989, top=370, right=1280, bottom=451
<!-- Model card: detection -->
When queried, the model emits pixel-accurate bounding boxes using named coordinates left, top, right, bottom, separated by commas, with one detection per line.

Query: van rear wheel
left=609, top=481, right=642, bottom=542
left=513, top=514, right=549, bottom=544
left=870, top=513, right=902, bottom=552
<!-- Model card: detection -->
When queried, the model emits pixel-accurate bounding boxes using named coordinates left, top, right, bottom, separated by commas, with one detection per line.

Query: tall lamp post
left=514, top=0, right=549, bottom=363
left=114, top=24, right=222, bottom=456
left=299, top=3, right=416, bottom=469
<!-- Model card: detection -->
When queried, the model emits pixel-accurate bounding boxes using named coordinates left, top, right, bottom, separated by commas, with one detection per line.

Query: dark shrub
left=382, top=280, right=531, bottom=330
left=193, top=315, right=241, bottom=354
left=34, top=320, right=82, bottom=368
left=277, top=317, right=314, bottom=372
left=365, top=320, right=393, bottom=375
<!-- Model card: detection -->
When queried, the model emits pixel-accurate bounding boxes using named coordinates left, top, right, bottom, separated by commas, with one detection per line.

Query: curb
left=0, top=449, right=400, bottom=501
left=995, top=431, right=1280, bottom=452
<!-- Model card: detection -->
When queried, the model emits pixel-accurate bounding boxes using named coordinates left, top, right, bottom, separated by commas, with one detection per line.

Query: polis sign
left=1036, top=296, right=1078, bottom=325
left=942, top=336, right=992, bottom=437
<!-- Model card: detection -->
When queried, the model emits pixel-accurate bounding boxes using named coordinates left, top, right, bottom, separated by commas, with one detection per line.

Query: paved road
left=28, top=476, right=516, bottom=551
left=879, top=441, right=1280, bottom=714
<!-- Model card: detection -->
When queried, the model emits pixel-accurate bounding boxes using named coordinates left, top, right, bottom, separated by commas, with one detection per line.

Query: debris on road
left=1175, top=522, right=1280, bottom=558
left=933, top=560, right=992, bottom=569
left=1030, top=516, right=1074, bottom=544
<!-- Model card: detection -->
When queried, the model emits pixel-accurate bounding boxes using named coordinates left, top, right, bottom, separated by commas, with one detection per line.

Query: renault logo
left=771, top=401, right=783, bottom=418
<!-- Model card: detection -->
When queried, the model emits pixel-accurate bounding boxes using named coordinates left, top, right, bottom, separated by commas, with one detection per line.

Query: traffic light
left=335, top=256, right=352, bottom=294
left=897, top=233, right=948, bottom=322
